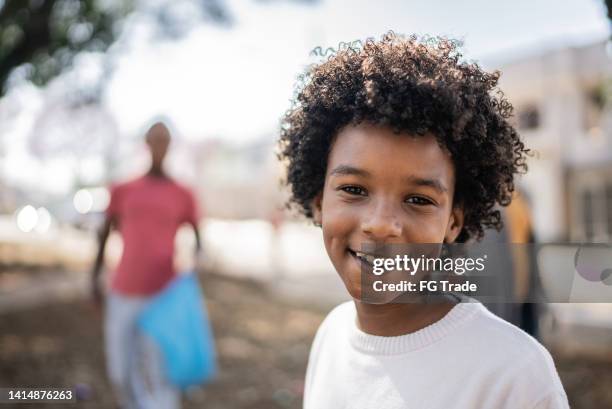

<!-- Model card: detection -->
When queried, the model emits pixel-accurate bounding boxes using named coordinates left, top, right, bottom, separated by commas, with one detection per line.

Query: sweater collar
left=347, top=300, right=483, bottom=355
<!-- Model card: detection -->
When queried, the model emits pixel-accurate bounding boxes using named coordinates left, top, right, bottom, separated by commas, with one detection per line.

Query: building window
left=582, top=189, right=595, bottom=240
left=517, top=105, right=540, bottom=130
left=583, top=86, right=606, bottom=133
left=607, top=185, right=612, bottom=239
left=581, top=183, right=612, bottom=241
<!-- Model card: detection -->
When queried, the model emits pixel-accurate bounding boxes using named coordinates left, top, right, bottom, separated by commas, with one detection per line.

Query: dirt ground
left=1, top=272, right=612, bottom=409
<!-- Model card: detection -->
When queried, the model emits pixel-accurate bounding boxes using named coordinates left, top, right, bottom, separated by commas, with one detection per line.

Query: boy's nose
left=361, top=200, right=403, bottom=241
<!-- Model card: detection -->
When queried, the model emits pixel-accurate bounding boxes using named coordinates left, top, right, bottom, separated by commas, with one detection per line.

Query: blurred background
left=0, top=0, right=611, bottom=408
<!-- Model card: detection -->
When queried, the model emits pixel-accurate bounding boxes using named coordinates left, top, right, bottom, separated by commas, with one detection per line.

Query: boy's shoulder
left=326, top=300, right=355, bottom=319
left=310, top=301, right=354, bottom=347
left=462, top=303, right=565, bottom=396
left=470, top=303, right=551, bottom=359
left=319, top=301, right=355, bottom=330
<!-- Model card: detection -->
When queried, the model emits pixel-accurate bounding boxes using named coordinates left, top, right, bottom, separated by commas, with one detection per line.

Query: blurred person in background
left=481, top=190, right=543, bottom=338
left=90, top=121, right=202, bottom=409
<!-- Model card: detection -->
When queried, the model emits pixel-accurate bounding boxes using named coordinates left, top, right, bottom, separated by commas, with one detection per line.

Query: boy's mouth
left=347, top=248, right=377, bottom=266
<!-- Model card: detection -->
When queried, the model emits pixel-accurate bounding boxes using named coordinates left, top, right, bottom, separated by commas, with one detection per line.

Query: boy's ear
left=444, top=205, right=464, bottom=243
left=312, top=193, right=323, bottom=226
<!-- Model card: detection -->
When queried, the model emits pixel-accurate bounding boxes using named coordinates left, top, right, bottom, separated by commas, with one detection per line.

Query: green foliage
left=0, top=0, right=134, bottom=94
left=0, top=0, right=317, bottom=96
left=592, top=79, right=612, bottom=110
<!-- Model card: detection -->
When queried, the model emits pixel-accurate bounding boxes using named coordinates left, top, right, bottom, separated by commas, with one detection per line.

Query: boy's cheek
left=320, top=201, right=358, bottom=239
left=320, top=206, right=355, bottom=259
left=408, top=217, right=449, bottom=243
left=321, top=223, right=346, bottom=258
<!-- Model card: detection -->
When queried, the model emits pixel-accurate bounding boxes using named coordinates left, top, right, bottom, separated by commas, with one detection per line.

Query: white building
left=497, top=41, right=612, bottom=242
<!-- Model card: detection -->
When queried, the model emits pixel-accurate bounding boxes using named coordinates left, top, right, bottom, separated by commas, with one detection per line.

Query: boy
left=279, top=33, right=568, bottom=408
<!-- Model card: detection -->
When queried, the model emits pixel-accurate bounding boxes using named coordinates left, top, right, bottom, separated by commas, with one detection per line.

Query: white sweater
left=304, top=301, right=568, bottom=409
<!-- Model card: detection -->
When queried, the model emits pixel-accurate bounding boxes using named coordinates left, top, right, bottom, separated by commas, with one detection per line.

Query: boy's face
left=313, top=123, right=464, bottom=300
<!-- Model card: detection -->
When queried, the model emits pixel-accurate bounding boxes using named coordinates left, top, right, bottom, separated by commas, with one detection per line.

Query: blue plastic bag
left=137, top=272, right=216, bottom=390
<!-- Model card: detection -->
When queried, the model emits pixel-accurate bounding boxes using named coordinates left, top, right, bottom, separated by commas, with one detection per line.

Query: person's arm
left=192, top=221, right=202, bottom=253
left=91, top=216, right=114, bottom=306
left=191, top=220, right=206, bottom=272
left=185, top=188, right=204, bottom=271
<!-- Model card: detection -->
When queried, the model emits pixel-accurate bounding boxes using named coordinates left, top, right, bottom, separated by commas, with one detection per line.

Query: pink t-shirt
left=106, top=175, right=199, bottom=295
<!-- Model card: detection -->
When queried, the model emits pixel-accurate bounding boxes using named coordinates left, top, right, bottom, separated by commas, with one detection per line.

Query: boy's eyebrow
left=405, top=176, right=448, bottom=193
left=329, top=165, right=371, bottom=177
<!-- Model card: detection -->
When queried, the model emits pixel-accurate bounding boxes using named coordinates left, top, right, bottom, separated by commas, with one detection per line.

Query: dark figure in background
left=481, top=191, right=543, bottom=338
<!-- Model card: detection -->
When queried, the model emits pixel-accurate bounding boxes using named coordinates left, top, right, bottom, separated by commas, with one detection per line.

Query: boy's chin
left=340, top=274, right=400, bottom=305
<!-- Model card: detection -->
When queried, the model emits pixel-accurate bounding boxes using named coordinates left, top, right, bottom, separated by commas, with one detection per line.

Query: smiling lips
left=348, top=248, right=377, bottom=266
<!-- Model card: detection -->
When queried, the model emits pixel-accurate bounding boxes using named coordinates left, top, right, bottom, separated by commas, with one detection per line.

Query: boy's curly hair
left=278, top=32, right=529, bottom=242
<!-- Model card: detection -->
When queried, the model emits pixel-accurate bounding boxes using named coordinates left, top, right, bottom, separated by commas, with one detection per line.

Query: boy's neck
left=353, top=300, right=456, bottom=337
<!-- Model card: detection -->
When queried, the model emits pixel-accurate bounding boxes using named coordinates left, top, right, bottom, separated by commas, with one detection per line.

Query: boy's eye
left=405, top=196, right=434, bottom=206
left=340, top=185, right=367, bottom=196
